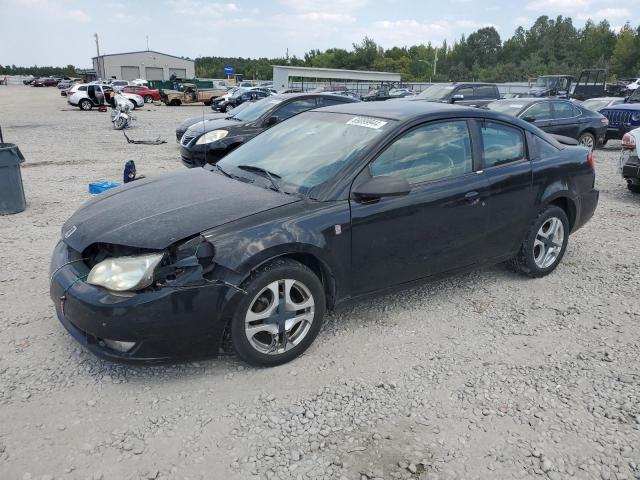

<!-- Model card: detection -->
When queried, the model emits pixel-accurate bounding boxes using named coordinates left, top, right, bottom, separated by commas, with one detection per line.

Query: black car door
left=475, top=120, right=534, bottom=258
left=548, top=101, right=581, bottom=138
left=349, top=119, right=491, bottom=295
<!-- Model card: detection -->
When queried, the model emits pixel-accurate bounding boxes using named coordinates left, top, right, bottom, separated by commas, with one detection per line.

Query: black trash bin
left=0, top=143, right=27, bottom=215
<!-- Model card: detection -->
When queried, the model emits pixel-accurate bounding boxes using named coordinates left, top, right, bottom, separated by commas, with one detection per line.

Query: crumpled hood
left=185, top=117, right=244, bottom=138
left=62, top=168, right=298, bottom=252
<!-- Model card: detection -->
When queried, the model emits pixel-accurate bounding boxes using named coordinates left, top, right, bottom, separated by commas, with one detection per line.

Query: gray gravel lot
left=0, top=85, right=639, bottom=480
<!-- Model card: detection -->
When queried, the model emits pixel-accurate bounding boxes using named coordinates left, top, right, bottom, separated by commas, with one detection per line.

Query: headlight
left=632, top=113, right=640, bottom=122
left=87, top=253, right=164, bottom=292
left=196, top=130, right=229, bottom=145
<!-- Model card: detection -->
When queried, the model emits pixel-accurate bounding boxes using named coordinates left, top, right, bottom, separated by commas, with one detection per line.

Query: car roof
left=270, top=92, right=358, bottom=102
left=315, top=99, right=481, bottom=121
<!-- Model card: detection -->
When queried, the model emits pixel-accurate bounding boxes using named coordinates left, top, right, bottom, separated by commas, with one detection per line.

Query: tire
left=510, top=205, right=570, bottom=278
left=129, top=100, right=136, bottom=110
left=578, top=132, right=595, bottom=150
left=169, top=99, right=180, bottom=106
left=144, top=95, right=153, bottom=103
left=231, top=258, right=325, bottom=367
left=627, top=183, right=640, bottom=193
left=79, top=99, right=93, bottom=111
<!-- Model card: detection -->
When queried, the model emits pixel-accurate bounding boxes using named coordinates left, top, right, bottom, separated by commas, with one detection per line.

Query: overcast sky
left=1, top=0, right=638, bottom=68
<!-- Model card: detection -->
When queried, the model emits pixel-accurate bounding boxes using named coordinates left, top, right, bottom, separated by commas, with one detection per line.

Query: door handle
left=465, top=191, right=480, bottom=205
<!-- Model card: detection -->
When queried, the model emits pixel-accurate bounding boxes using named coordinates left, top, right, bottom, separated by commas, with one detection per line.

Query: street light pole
left=94, top=33, right=102, bottom=80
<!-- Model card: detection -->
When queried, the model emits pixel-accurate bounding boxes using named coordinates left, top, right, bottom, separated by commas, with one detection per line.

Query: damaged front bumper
left=49, top=240, right=243, bottom=363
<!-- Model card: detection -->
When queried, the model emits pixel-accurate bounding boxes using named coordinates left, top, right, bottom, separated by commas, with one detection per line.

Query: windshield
left=215, top=111, right=393, bottom=196
left=487, top=101, right=527, bottom=116
left=535, top=77, right=558, bottom=88
left=417, top=84, right=455, bottom=100
left=582, top=99, right=609, bottom=111
left=231, top=97, right=283, bottom=122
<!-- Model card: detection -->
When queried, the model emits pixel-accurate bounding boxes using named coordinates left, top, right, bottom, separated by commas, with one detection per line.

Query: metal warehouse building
left=92, top=50, right=195, bottom=82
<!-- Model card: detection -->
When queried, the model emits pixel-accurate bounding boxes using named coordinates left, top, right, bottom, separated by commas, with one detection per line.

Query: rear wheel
left=511, top=205, right=569, bottom=278
left=169, top=99, right=181, bottom=106
left=578, top=132, right=595, bottom=150
left=627, top=183, right=640, bottom=193
left=144, top=95, right=153, bottom=103
left=79, top=99, right=92, bottom=111
left=231, top=259, right=325, bottom=367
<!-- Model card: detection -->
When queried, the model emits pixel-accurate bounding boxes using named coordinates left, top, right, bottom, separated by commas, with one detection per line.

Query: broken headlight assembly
left=87, top=253, right=164, bottom=292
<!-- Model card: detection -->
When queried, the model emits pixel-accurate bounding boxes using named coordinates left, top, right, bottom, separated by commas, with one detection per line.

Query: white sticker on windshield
left=347, top=116, right=387, bottom=129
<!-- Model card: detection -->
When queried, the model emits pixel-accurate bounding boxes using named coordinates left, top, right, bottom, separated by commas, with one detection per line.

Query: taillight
left=587, top=151, right=595, bottom=170
left=622, top=133, right=636, bottom=150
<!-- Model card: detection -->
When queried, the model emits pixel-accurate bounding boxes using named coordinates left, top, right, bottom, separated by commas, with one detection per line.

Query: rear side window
left=78, top=86, right=87, bottom=91
left=480, top=121, right=526, bottom=168
left=370, top=120, right=473, bottom=184
left=315, top=97, right=347, bottom=108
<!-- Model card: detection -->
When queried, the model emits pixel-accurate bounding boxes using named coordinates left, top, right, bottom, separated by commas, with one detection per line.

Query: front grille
left=603, top=109, right=632, bottom=126
left=181, top=134, right=195, bottom=146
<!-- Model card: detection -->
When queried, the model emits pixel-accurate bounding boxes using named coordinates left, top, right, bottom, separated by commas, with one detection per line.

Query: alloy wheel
left=245, top=279, right=315, bottom=355
left=533, top=217, right=564, bottom=269
left=579, top=134, right=595, bottom=150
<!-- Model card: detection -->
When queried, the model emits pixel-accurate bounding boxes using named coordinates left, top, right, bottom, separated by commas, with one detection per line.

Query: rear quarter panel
left=531, top=143, right=594, bottom=231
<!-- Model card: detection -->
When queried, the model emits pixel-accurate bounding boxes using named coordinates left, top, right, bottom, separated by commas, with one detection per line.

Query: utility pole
left=146, top=35, right=149, bottom=51
left=94, top=33, right=102, bottom=80
left=286, top=48, right=289, bottom=64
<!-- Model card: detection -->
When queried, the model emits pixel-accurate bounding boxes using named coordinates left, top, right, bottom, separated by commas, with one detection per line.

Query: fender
left=201, top=199, right=352, bottom=299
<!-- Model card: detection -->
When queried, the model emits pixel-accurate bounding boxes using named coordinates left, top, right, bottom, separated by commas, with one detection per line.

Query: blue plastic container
left=89, top=180, right=120, bottom=195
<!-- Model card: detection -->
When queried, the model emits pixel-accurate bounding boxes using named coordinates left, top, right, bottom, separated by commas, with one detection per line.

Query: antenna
left=146, top=35, right=149, bottom=51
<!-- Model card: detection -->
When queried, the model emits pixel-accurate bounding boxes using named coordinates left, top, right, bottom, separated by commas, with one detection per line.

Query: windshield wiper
left=237, top=165, right=282, bottom=192
left=214, top=163, right=233, bottom=178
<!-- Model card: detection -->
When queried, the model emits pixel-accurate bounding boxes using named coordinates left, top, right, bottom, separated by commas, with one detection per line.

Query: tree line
left=3, top=16, right=639, bottom=82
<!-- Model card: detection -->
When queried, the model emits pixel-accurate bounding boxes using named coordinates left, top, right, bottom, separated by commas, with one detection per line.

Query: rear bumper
left=622, top=152, right=640, bottom=184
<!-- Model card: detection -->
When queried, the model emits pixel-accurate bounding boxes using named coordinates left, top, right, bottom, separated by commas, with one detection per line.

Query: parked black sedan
left=175, top=101, right=253, bottom=142
left=51, top=101, right=598, bottom=367
left=487, top=98, right=608, bottom=149
left=179, top=93, right=358, bottom=167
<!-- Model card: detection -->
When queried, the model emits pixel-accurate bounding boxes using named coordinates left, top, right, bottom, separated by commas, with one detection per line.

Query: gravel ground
left=0, top=85, right=639, bottom=480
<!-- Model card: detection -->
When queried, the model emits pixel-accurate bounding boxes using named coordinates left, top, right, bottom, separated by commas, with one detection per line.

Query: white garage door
left=169, top=68, right=187, bottom=79
left=120, top=66, right=140, bottom=81
left=145, top=67, right=164, bottom=81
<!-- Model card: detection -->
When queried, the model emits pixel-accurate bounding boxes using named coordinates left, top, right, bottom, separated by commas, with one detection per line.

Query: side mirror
left=451, top=94, right=464, bottom=103
left=522, top=116, right=537, bottom=123
left=265, top=116, right=280, bottom=126
left=353, top=176, right=411, bottom=201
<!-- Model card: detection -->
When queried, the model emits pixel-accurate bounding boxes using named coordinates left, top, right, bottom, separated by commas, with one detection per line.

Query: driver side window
left=370, top=121, right=473, bottom=185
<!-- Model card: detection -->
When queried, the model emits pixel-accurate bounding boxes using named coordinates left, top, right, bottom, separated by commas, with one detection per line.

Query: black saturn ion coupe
left=50, top=101, right=598, bottom=366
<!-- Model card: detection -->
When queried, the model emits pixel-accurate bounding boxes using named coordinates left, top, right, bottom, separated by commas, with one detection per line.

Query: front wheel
left=231, top=259, right=325, bottom=367
left=112, top=116, right=128, bottom=130
left=144, top=95, right=153, bottom=103
left=511, top=206, right=569, bottom=278
left=578, top=132, right=595, bottom=150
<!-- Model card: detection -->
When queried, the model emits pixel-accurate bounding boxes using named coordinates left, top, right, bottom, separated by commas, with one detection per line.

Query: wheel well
left=549, top=197, right=576, bottom=230
left=580, top=129, right=596, bottom=139
left=272, top=253, right=336, bottom=310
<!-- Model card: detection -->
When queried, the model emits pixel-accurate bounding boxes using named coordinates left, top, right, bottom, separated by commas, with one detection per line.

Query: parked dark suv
left=179, top=93, right=359, bottom=167
left=411, top=83, right=500, bottom=107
